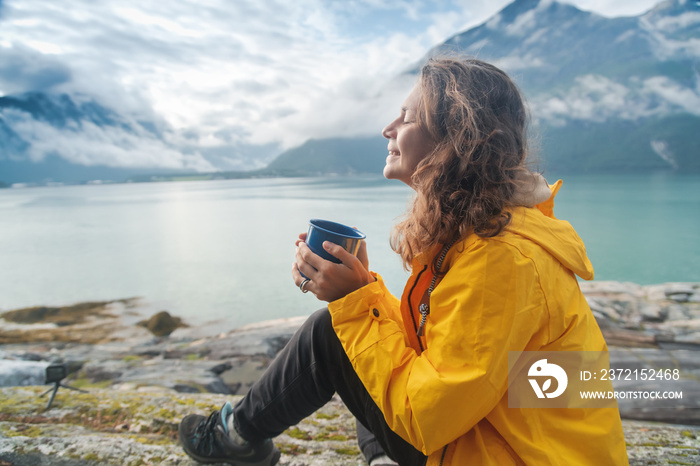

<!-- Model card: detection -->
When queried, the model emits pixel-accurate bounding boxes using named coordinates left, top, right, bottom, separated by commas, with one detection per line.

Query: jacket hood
left=504, top=179, right=594, bottom=280
left=413, top=177, right=594, bottom=281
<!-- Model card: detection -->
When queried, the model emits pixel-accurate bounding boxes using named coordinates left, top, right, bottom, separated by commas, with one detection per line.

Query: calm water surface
left=0, top=173, right=697, bottom=329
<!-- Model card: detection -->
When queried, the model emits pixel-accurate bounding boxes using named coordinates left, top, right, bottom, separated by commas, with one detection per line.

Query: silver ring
left=299, top=278, right=310, bottom=293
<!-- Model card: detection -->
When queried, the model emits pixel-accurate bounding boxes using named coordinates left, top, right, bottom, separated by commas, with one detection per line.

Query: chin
left=383, top=167, right=411, bottom=186
left=383, top=166, right=400, bottom=181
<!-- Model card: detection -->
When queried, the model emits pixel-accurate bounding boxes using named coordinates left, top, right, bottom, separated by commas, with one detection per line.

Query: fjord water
left=0, top=173, right=697, bottom=329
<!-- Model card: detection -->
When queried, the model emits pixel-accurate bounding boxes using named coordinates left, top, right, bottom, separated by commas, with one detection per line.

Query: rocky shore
left=1, top=282, right=699, bottom=465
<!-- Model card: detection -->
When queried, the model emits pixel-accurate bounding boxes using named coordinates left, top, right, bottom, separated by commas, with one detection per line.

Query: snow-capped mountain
left=1, top=0, right=698, bottom=184
left=0, top=92, right=204, bottom=184
left=0, top=92, right=276, bottom=184
left=273, top=0, right=699, bottom=176
left=424, top=0, right=699, bottom=172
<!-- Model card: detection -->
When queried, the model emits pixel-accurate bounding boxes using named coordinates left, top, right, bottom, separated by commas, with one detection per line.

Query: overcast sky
left=0, top=0, right=663, bottom=169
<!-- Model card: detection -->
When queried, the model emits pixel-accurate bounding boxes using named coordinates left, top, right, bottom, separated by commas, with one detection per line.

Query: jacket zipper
left=416, top=240, right=456, bottom=340
left=407, top=265, right=428, bottom=352
left=438, top=445, right=448, bottom=465
left=417, top=303, right=429, bottom=336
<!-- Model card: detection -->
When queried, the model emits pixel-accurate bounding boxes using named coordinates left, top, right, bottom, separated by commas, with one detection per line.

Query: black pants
left=233, top=308, right=427, bottom=466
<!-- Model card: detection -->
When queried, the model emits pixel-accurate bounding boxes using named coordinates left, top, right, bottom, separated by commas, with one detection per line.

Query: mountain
left=265, top=0, right=700, bottom=175
left=1, top=0, right=698, bottom=184
left=0, top=93, right=189, bottom=184
left=264, top=137, right=388, bottom=176
left=425, top=0, right=700, bottom=172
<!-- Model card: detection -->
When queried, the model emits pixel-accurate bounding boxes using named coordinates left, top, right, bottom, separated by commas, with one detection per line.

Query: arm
left=329, top=239, right=547, bottom=455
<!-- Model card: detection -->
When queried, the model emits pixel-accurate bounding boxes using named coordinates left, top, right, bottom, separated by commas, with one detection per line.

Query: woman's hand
left=292, top=233, right=372, bottom=302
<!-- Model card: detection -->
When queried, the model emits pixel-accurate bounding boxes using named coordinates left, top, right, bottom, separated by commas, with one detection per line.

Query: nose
left=382, top=121, right=396, bottom=140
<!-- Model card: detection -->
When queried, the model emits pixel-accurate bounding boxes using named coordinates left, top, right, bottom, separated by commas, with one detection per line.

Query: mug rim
left=309, top=218, right=366, bottom=240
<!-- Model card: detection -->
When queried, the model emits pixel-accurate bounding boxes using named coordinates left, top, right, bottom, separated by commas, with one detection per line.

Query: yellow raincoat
left=328, top=181, right=629, bottom=465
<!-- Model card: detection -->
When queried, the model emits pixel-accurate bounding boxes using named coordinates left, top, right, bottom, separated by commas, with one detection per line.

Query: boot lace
left=193, top=410, right=221, bottom=455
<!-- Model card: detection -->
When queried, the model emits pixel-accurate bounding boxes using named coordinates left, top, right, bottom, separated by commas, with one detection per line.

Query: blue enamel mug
left=306, top=219, right=366, bottom=264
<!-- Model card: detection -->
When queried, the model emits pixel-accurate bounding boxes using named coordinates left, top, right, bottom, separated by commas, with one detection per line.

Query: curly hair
left=390, top=57, right=532, bottom=272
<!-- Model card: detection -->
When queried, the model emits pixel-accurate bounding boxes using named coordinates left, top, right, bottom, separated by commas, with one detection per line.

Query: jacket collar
left=410, top=180, right=594, bottom=281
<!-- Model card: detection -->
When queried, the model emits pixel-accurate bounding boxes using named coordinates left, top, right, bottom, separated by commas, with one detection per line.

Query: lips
left=385, top=150, right=400, bottom=165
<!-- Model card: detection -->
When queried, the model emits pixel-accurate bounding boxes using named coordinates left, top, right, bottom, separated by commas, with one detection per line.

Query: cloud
left=494, top=54, right=547, bottom=71
left=561, top=0, right=660, bottom=18
left=642, top=75, right=700, bottom=114
left=650, top=11, right=700, bottom=32
left=532, top=73, right=700, bottom=125
left=0, top=0, right=691, bottom=171
left=505, top=9, right=538, bottom=36
left=650, top=139, right=678, bottom=169
left=3, top=107, right=215, bottom=170
left=643, top=29, right=700, bottom=60
left=5, top=2, right=425, bottom=134
left=4, top=0, right=453, bottom=154
left=0, top=45, right=72, bottom=95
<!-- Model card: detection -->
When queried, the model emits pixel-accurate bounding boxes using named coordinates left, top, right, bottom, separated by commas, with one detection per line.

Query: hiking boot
left=178, top=401, right=281, bottom=466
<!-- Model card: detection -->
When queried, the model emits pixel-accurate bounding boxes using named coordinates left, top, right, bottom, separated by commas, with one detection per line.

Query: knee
left=308, top=307, right=331, bottom=324
left=305, top=308, right=333, bottom=339
left=300, top=307, right=344, bottom=357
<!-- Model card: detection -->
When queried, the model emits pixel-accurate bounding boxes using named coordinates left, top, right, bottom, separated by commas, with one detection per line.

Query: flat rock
left=0, top=387, right=698, bottom=465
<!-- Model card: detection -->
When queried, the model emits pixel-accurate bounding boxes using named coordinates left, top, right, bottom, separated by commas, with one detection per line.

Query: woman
left=178, top=57, right=629, bottom=465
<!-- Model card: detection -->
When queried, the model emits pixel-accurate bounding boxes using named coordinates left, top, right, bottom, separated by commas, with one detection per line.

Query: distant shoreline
left=3, top=167, right=698, bottom=190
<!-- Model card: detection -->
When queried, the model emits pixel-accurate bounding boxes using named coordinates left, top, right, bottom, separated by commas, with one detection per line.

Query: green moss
left=1, top=424, right=43, bottom=437
left=315, top=426, right=350, bottom=441
left=285, top=427, right=312, bottom=441
left=128, top=434, right=174, bottom=446
left=316, top=432, right=349, bottom=441
left=315, top=412, right=339, bottom=420
left=194, top=401, right=218, bottom=411
left=334, top=446, right=360, bottom=456
left=82, top=453, right=101, bottom=461
left=0, top=389, right=52, bottom=415
left=185, top=353, right=201, bottom=360
left=141, top=404, right=156, bottom=414
left=69, top=378, right=112, bottom=389
left=681, top=430, right=696, bottom=438
left=156, top=407, right=173, bottom=418
left=278, top=443, right=306, bottom=456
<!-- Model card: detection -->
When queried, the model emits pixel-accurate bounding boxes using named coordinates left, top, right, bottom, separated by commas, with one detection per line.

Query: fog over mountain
left=0, top=0, right=698, bottom=183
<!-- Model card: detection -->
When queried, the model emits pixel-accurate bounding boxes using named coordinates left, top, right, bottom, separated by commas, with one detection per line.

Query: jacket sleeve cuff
left=328, top=272, right=388, bottom=325
left=328, top=272, right=404, bottom=363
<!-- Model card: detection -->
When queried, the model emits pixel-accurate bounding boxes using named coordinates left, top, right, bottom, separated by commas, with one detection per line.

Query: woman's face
left=381, top=85, right=435, bottom=187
